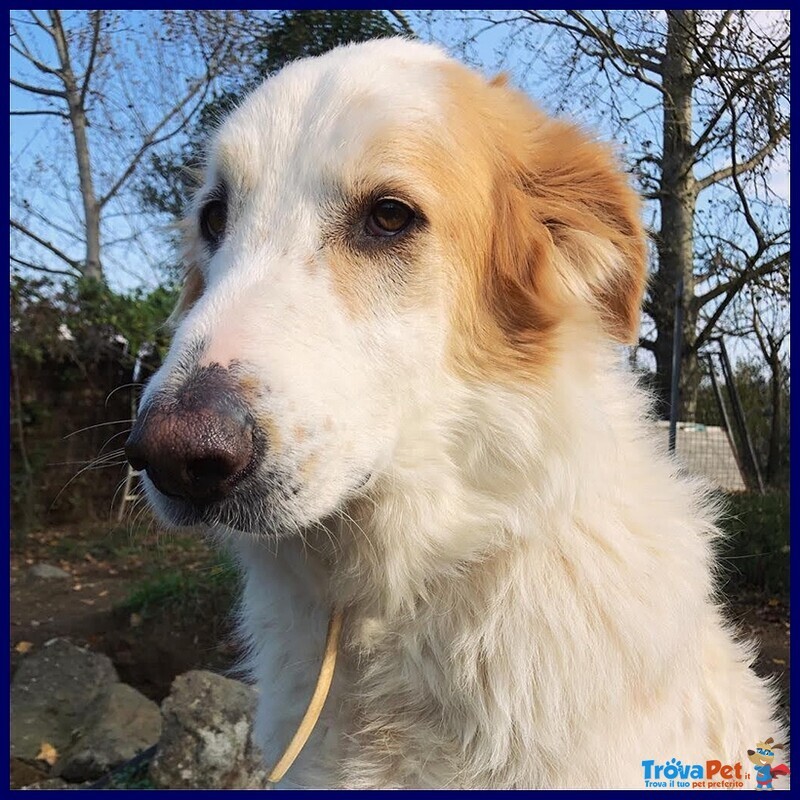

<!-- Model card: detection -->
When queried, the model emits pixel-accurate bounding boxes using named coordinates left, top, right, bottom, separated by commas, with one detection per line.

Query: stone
left=28, top=563, right=70, bottom=581
left=21, top=777, right=76, bottom=790
left=11, top=639, right=118, bottom=763
left=10, top=757, right=48, bottom=789
left=149, top=670, right=268, bottom=789
left=59, top=683, right=161, bottom=782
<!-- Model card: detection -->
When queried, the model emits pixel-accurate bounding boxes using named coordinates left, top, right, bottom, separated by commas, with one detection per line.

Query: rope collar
left=266, top=609, right=343, bottom=785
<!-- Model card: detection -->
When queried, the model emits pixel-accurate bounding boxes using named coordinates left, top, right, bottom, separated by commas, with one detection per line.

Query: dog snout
left=125, top=367, right=257, bottom=505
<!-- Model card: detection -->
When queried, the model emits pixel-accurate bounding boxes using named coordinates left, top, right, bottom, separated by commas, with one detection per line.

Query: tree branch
left=387, top=10, right=415, bottom=37
left=727, top=103, right=768, bottom=253
left=695, top=251, right=789, bottom=308
left=15, top=201, right=86, bottom=244
left=696, top=121, right=788, bottom=191
left=98, top=74, right=213, bottom=208
left=691, top=10, right=734, bottom=74
left=11, top=219, right=81, bottom=271
left=520, top=10, right=666, bottom=95
left=10, top=77, right=66, bottom=98
left=637, top=337, right=656, bottom=352
left=690, top=34, right=789, bottom=160
left=79, top=10, right=102, bottom=108
left=749, top=294, right=771, bottom=363
left=10, top=254, right=81, bottom=278
left=567, top=10, right=663, bottom=73
left=9, top=35, right=61, bottom=77
left=11, top=108, right=69, bottom=118
left=28, top=10, right=53, bottom=33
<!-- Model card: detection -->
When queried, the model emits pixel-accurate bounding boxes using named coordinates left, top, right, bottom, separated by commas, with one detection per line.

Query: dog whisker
left=64, top=418, right=134, bottom=439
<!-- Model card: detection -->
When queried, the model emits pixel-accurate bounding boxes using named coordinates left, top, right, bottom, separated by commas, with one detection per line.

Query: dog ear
left=168, top=262, right=204, bottom=329
left=765, top=738, right=775, bottom=745
left=488, top=84, right=648, bottom=345
left=167, top=255, right=205, bottom=330
left=167, top=215, right=206, bottom=329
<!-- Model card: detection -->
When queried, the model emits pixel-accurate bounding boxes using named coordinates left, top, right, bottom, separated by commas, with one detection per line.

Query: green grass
left=117, top=553, right=239, bottom=620
left=51, top=521, right=153, bottom=561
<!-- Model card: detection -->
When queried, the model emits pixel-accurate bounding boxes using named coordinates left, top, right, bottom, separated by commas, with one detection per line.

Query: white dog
left=126, top=39, right=785, bottom=789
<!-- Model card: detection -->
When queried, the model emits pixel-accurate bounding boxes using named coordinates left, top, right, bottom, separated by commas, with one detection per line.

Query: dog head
left=747, top=738, right=784, bottom=766
left=126, top=38, right=646, bottom=536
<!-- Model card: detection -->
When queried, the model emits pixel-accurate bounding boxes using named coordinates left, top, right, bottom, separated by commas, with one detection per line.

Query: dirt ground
left=9, top=522, right=790, bottom=787
left=726, top=596, right=790, bottom=720
left=10, top=524, right=240, bottom=701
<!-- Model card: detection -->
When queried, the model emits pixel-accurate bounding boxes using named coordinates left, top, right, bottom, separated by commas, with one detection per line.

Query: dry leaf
left=36, top=741, right=58, bottom=766
left=98, top=590, right=109, bottom=598
left=15, top=641, right=34, bottom=654
left=72, top=584, right=82, bottom=591
left=772, top=658, right=786, bottom=666
left=768, top=598, right=780, bottom=607
left=130, top=612, right=143, bottom=628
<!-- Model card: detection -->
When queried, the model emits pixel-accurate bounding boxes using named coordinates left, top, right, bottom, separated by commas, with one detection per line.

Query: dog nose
left=125, top=368, right=256, bottom=505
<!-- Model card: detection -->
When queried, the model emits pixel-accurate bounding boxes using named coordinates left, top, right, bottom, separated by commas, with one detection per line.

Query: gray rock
left=59, top=683, right=161, bottom=782
left=11, top=639, right=118, bottom=762
left=10, top=757, right=48, bottom=788
left=21, top=778, right=77, bottom=790
left=28, top=563, right=71, bottom=580
left=149, top=670, right=268, bottom=789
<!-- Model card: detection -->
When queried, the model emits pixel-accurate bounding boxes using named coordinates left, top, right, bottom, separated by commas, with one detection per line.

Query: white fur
left=141, top=39, right=786, bottom=789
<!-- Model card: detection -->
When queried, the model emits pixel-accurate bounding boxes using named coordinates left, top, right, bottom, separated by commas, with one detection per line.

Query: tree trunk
left=11, top=357, right=36, bottom=538
left=50, top=10, right=103, bottom=283
left=651, top=10, right=698, bottom=420
left=69, top=96, right=103, bottom=282
left=765, top=350, right=783, bottom=485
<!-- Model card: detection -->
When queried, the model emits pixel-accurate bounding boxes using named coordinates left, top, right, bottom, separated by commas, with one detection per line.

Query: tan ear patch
left=436, top=63, right=647, bottom=383
left=168, top=263, right=205, bottom=329
left=516, top=119, right=648, bottom=344
left=168, top=214, right=207, bottom=329
left=489, top=72, right=510, bottom=88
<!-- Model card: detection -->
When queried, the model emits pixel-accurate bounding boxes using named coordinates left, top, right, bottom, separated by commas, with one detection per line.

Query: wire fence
left=656, top=419, right=747, bottom=492
left=659, top=339, right=764, bottom=494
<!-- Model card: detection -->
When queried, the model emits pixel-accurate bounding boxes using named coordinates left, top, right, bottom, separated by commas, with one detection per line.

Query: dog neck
left=316, top=333, right=637, bottom=615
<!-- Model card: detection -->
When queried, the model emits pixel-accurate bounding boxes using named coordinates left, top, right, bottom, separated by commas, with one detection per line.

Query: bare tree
left=10, top=10, right=249, bottom=284
left=718, top=267, right=789, bottom=486
left=751, top=301, right=789, bottom=485
left=429, top=10, right=789, bottom=419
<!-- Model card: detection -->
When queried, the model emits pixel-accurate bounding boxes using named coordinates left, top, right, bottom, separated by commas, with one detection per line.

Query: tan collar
left=266, top=609, right=343, bottom=785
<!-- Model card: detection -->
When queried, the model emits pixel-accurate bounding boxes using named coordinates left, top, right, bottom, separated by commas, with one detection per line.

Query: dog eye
left=366, top=198, right=414, bottom=237
left=200, top=199, right=227, bottom=246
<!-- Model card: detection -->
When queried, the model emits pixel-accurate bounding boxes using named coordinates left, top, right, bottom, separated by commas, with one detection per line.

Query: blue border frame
left=5, top=5, right=794, bottom=795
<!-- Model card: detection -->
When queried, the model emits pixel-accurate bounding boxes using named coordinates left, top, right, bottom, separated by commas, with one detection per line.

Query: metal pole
left=716, top=337, right=765, bottom=494
left=668, top=271, right=684, bottom=452
left=705, top=353, right=735, bottom=441
left=705, top=352, right=746, bottom=483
